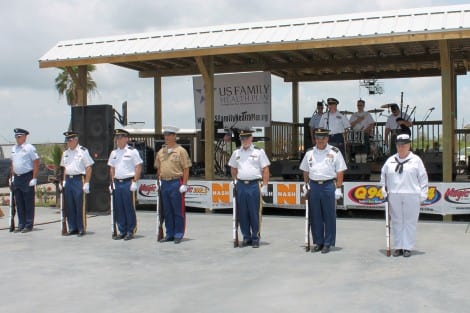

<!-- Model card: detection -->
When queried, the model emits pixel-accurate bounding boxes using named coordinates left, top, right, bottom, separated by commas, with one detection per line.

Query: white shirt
left=308, top=112, right=323, bottom=129
left=228, top=145, right=270, bottom=180
left=299, top=144, right=347, bottom=181
left=60, top=145, right=94, bottom=175
left=11, top=143, right=39, bottom=175
left=385, top=112, right=411, bottom=131
left=349, top=112, right=375, bottom=131
left=319, top=111, right=350, bottom=135
left=107, top=145, right=143, bottom=179
left=380, top=151, right=428, bottom=196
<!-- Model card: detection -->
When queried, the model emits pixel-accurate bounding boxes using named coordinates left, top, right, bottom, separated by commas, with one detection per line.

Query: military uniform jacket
left=155, top=144, right=192, bottom=179
left=299, top=144, right=347, bottom=181
left=228, top=145, right=270, bottom=180
left=319, top=111, right=350, bottom=135
left=11, top=143, right=39, bottom=175
left=60, top=145, right=94, bottom=175
left=108, top=145, right=143, bottom=179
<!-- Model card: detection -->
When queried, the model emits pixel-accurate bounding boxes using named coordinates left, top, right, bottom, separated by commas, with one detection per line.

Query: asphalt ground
left=1, top=206, right=470, bottom=313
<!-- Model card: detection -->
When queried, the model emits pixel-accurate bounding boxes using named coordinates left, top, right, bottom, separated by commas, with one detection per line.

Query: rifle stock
left=156, top=181, right=164, bottom=241
left=232, top=183, right=239, bottom=247
left=304, top=193, right=310, bottom=252
left=60, top=184, right=67, bottom=235
left=385, top=199, right=391, bottom=257
left=110, top=184, right=117, bottom=239
left=9, top=177, right=15, bottom=232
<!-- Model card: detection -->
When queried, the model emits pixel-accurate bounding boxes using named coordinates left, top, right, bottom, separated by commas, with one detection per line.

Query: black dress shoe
left=174, top=238, right=182, bottom=244
left=113, top=233, right=126, bottom=240
left=393, top=249, right=403, bottom=257
left=78, top=231, right=85, bottom=237
left=321, top=245, right=330, bottom=254
left=21, top=228, right=32, bottom=233
left=159, top=237, right=174, bottom=243
left=403, top=250, right=412, bottom=257
left=124, top=234, right=134, bottom=241
left=312, top=244, right=323, bottom=252
left=241, top=240, right=252, bottom=247
left=67, top=230, right=79, bottom=236
left=252, top=241, right=260, bottom=248
left=14, top=228, right=23, bottom=233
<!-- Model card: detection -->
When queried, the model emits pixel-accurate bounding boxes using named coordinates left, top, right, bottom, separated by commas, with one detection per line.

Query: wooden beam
left=154, top=75, right=162, bottom=136
left=76, top=65, right=87, bottom=106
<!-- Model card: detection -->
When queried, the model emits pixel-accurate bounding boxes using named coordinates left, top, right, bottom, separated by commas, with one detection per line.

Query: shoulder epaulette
left=128, top=146, right=135, bottom=150
left=80, top=146, right=87, bottom=151
left=254, top=146, right=260, bottom=150
left=331, top=146, right=339, bottom=153
left=306, top=147, right=314, bottom=152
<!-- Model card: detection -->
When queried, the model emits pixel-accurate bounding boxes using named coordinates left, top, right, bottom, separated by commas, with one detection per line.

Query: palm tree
left=55, top=65, right=98, bottom=106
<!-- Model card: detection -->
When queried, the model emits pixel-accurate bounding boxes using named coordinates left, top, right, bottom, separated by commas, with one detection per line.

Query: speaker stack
left=71, top=105, right=114, bottom=213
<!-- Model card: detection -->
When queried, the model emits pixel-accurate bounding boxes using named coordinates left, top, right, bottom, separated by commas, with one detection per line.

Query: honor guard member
left=381, top=134, right=428, bottom=257
left=300, top=128, right=347, bottom=254
left=308, top=101, right=325, bottom=146
left=10, top=128, right=40, bottom=233
left=107, top=129, right=143, bottom=241
left=60, top=131, right=94, bottom=236
left=319, top=98, right=350, bottom=156
left=155, top=126, right=192, bottom=244
left=228, top=129, right=270, bottom=248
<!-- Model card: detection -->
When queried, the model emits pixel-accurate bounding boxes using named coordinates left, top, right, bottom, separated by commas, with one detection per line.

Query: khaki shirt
left=155, top=144, right=192, bottom=179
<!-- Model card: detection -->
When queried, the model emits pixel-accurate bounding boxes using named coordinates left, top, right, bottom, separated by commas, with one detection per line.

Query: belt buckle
left=243, top=180, right=249, bottom=184
left=68, top=175, right=74, bottom=179
left=318, top=181, right=324, bottom=184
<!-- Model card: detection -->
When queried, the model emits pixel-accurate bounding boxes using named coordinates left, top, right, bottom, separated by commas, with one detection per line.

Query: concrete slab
left=0, top=206, right=469, bottom=313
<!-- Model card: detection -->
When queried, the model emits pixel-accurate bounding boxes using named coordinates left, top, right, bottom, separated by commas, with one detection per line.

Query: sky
left=1, top=0, right=470, bottom=144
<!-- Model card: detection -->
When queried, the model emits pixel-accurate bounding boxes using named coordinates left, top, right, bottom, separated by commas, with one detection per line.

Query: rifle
left=156, top=180, right=164, bottom=241
left=385, top=198, right=391, bottom=257
left=232, top=181, right=239, bottom=248
left=9, top=176, right=15, bottom=232
left=110, top=183, right=117, bottom=239
left=60, top=181, right=67, bottom=235
left=304, top=190, right=310, bottom=252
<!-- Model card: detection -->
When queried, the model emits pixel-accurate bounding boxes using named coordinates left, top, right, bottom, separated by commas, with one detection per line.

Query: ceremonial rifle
left=156, top=180, right=164, bottom=241
left=304, top=190, right=310, bottom=252
left=59, top=181, right=67, bottom=235
left=232, top=181, right=239, bottom=247
left=385, top=198, right=391, bottom=257
left=110, top=183, right=117, bottom=239
left=9, top=176, right=15, bottom=232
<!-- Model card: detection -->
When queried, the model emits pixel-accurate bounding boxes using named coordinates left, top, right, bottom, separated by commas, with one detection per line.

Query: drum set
left=342, top=108, right=387, bottom=162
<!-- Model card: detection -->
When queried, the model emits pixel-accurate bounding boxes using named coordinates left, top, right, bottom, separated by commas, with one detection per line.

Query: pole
left=232, top=182, right=239, bottom=248
left=385, top=199, right=391, bottom=257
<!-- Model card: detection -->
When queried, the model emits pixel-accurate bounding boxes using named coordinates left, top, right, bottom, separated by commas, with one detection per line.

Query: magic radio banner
left=193, top=72, right=271, bottom=130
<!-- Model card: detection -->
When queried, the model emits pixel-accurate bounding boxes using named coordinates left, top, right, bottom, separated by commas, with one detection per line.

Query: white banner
left=193, top=72, right=271, bottom=129
left=137, top=180, right=470, bottom=215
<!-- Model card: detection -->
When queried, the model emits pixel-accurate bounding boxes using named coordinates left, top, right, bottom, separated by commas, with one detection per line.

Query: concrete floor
left=1, top=206, right=469, bottom=313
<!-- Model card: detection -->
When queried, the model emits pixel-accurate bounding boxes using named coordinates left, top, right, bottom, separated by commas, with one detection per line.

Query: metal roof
left=39, top=4, right=470, bottom=81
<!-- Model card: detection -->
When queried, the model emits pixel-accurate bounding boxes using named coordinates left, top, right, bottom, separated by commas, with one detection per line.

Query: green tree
left=55, top=65, right=98, bottom=106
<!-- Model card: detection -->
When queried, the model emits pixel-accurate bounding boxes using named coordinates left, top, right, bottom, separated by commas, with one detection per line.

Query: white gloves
left=154, top=180, right=160, bottom=191
left=8, top=177, right=12, bottom=187
left=381, top=187, right=387, bottom=199
left=109, top=183, right=115, bottom=194
left=130, top=182, right=138, bottom=192
left=261, top=185, right=268, bottom=196
left=301, top=184, right=309, bottom=197
left=29, top=178, right=37, bottom=187
left=335, top=188, right=343, bottom=200
left=82, top=182, right=90, bottom=194
left=420, top=191, right=428, bottom=202
left=179, top=184, right=188, bottom=193
left=230, top=180, right=237, bottom=188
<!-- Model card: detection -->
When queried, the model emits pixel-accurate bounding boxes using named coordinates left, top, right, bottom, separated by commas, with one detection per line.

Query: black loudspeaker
left=344, top=162, right=371, bottom=181
left=87, top=160, right=110, bottom=213
left=279, top=159, right=302, bottom=180
left=420, top=152, right=456, bottom=181
left=71, top=105, right=114, bottom=213
left=304, top=117, right=312, bottom=151
left=200, top=119, right=225, bottom=140
left=71, top=105, right=114, bottom=160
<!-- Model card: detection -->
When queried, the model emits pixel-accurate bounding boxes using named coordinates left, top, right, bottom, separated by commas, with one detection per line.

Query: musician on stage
left=349, top=99, right=375, bottom=163
left=308, top=101, right=325, bottom=146
left=384, top=103, right=412, bottom=155
left=319, top=98, right=350, bottom=156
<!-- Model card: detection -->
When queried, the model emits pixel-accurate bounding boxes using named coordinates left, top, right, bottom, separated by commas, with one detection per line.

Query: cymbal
left=340, top=110, right=353, bottom=115
left=380, top=103, right=397, bottom=109
left=368, top=108, right=384, bottom=113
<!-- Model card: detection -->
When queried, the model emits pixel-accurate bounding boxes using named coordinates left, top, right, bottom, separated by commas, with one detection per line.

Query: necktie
left=394, top=157, right=410, bottom=174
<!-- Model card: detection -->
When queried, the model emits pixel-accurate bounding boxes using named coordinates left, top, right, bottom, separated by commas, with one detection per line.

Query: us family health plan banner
left=193, top=72, right=271, bottom=129
left=137, top=180, right=470, bottom=216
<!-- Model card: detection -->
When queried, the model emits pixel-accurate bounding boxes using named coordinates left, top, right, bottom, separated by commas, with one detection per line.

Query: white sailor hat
left=396, top=134, right=411, bottom=144
left=163, top=125, right=179, bottom=134
left=14, top=128, right=29, bottom=136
